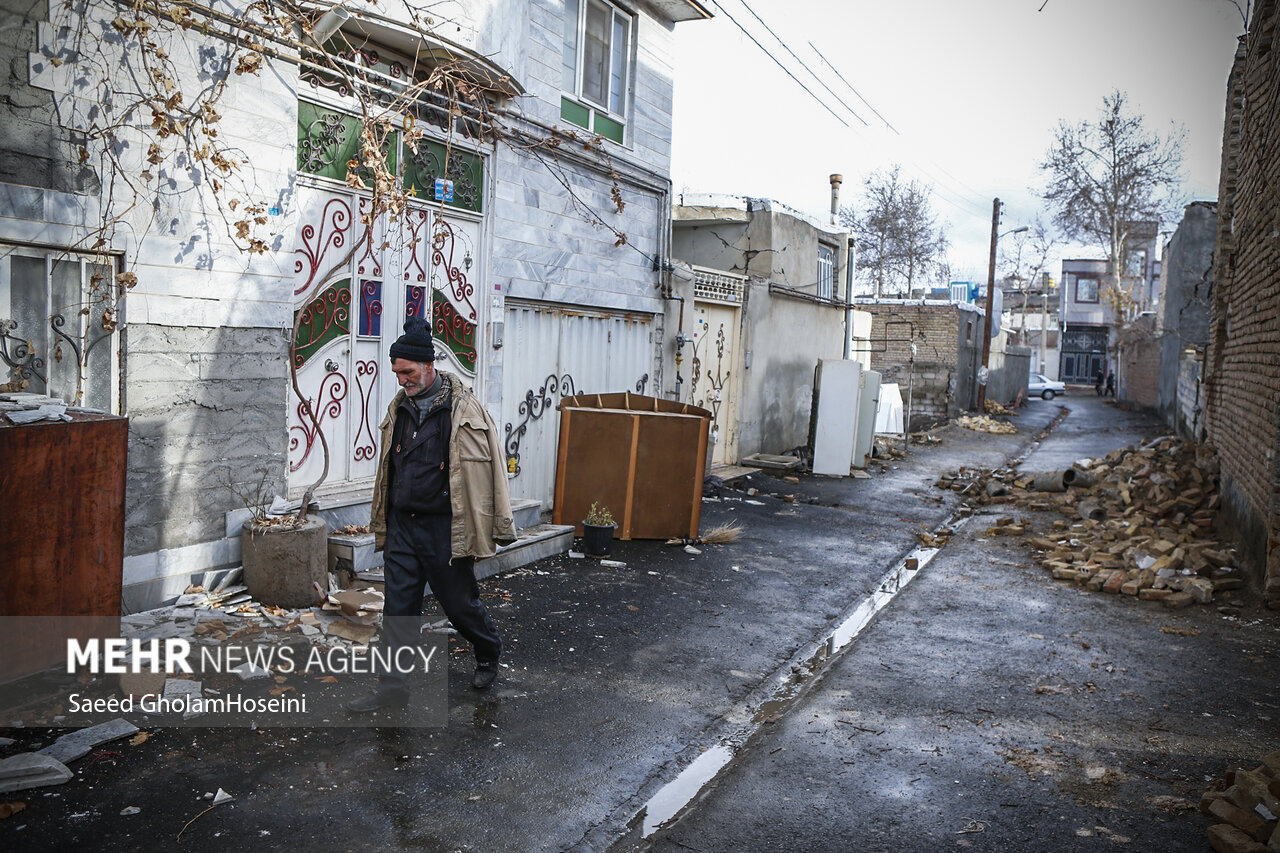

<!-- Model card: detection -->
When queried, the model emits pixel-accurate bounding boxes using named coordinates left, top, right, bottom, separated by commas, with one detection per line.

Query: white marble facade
left=2, top=0, right=701, bottom=608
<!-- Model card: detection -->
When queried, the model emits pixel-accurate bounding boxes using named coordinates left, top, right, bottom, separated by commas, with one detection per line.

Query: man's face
left=392, top=358, right=435, bottom=395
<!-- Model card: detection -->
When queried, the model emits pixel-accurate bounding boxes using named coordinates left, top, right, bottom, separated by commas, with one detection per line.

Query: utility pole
left=1040, top=273, right=1050, bottom=375
left=977, top=197, right=1000, bottom=411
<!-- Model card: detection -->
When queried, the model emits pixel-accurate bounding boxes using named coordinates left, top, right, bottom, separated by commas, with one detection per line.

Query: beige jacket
left=370, top=371, right=517, bottom=558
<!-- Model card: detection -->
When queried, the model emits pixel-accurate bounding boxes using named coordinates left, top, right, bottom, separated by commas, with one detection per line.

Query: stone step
left=475, top=523, right=575, bottom=581
left=511, top=498, right=544, bottom=529
left=338, top=523, right=575, bottom=584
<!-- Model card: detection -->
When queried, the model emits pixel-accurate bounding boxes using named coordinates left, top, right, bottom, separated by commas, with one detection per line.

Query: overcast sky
left=669, top=0, right=1245, bottom=283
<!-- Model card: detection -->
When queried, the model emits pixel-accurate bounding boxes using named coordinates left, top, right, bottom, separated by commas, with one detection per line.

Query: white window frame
left=0, top=243, right=123, bottom=412
left=562, top=0, right=634, bottom=129
left=817, top=243, right=835, bottom=300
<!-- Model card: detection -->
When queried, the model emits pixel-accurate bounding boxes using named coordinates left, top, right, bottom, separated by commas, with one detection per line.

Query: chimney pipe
left=829, top=173, right=842, bottom=225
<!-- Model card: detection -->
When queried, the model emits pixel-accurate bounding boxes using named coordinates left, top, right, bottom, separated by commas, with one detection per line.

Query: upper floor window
left=817, top=243, right=835, bottom=300
left=1075, top=276, right=1099, bottom=303
left=1124, top=249, right=1146, bottom=279
left=561, top=0, right=633, bottom=143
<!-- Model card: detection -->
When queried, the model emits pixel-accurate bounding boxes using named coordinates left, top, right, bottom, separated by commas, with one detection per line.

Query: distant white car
left=1028, top=373, right=1066, bottom=400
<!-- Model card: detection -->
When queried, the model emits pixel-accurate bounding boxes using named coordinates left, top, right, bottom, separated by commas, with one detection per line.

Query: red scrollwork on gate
left=431, top=217, right=476, bottom=321
left=289, top=371, right=348, bottom=472
left=353, top=360, right=379, bottom=461
left=404, top=209, right=428, bottom=283
left=294, top=197, right=352, bottom=296
left=356, top=197, right=382, bottom=278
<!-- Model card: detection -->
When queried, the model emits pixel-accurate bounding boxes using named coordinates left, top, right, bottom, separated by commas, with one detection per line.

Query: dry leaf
left=130, top=732, right=150, bottom=746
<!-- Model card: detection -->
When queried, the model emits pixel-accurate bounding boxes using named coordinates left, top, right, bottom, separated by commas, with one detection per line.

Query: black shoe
left=344, top=686, right=410, bottom=713
left=471, top=662, right=498, bottom=690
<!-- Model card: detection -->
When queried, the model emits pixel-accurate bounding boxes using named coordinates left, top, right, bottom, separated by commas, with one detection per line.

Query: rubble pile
left=956, top=414, right=1018, bottom=435
left=939, top=438, right=1247, bottom=611
left=1200, top=751, right=1280, bottom=853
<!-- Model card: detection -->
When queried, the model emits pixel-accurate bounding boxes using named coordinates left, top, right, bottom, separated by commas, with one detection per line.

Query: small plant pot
left=241, top=516, right=329, bottom=608
left=581, top=522, right=616, bottom=558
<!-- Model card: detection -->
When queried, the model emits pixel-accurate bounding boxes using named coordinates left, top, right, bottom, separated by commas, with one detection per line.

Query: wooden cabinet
left=0, top=414, right=126, bottom=683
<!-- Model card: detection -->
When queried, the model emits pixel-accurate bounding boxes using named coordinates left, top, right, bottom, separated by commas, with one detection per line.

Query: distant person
left=1106, top=372, right=1115, bottom=397
left=1094, top=367, right=1104, bottom=397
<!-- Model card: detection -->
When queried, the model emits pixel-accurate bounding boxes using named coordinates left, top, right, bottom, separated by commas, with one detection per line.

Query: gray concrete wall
left=737, top=282, right=845, bottom=457
left=1158, top=202, right=1216, bottom=429
left=987, top=344, right=1032, bottom=406
left=1176, top=347, right=1205, bottom=440
left=122, top=324, right=288, bottom=610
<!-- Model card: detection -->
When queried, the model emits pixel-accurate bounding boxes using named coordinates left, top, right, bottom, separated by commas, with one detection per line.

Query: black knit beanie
left=389, top=317, right=435, bottom=362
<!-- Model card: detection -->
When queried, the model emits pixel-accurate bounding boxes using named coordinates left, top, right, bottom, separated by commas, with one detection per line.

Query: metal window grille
left=817, top=244, right=835, bottom=300
left=692, top=266, right=745, bottom=304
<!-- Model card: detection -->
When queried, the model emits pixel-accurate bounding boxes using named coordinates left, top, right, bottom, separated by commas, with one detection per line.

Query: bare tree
left=841, top=165, right=949, bottom=298
left=997, top=218, right=1057, bottom=346
left=1040, top=91, right=1183, bottom=318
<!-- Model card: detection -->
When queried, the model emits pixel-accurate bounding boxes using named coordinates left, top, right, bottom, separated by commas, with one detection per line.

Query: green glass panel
left=297, top=101, right=397, bottom=182
left=561, top=97, right=590, bottom=130
left=593, top=112, right=624, bottom=143
left=297, top=101, right=360, bottom=180
left=433, top=290, right=477, bottom=374
left=293, top=279, right=351, bottom=367
left=402, top=139, right=484, bottom=213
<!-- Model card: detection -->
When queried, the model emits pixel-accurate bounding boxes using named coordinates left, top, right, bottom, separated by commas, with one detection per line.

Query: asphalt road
left=5, top=393, right=1274, bottom=852
left=642, top=395, right=1280, bottom=853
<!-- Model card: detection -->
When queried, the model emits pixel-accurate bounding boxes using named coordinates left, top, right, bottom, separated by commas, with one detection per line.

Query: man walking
left=346, top=318, right=516, bottom=712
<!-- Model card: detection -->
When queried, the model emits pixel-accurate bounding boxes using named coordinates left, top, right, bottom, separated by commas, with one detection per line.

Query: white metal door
left=501, top=303, right=654, bottom=509
left=691, top=301, right=742, bottom=467
left=288, top=187, right=483, bottom=494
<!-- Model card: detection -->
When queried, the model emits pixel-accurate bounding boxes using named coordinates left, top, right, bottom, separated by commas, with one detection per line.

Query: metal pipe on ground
left=1077, top=499, right=1106, bottom=521
left=1031, top=471, right=1069, bottom=492
left=1030, top=468, right=1096, bottom=492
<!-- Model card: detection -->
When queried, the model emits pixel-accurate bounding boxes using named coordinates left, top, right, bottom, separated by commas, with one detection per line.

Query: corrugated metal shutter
left=501, top=302, right=654, bottom=509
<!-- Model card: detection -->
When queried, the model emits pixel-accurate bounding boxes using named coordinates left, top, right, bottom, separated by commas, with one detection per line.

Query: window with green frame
left=560, top=0, right=632, bottom=143
left=296, top=101, right=483, bottom=214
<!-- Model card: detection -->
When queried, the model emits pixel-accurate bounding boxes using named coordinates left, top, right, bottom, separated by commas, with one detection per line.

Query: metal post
left=976, top=197, right=1000, bottom=411
left=904, top=346, right=915, bottom=457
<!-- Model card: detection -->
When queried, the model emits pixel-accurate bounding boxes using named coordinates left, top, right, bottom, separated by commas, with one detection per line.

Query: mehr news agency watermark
left=2, top=632, right=447, bottom=727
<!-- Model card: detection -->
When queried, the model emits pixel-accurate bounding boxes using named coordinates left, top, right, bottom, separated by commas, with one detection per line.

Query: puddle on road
left=640, top=744, right=734, bottom=836
left=634, top=517, right=969, bottom=839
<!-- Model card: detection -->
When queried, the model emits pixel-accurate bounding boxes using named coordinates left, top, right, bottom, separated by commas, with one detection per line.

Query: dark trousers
left=378, top=510, right=501, bottom=687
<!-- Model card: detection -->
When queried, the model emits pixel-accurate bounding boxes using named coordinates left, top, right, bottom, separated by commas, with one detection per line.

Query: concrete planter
left=241, top=517, right=329, bottom=608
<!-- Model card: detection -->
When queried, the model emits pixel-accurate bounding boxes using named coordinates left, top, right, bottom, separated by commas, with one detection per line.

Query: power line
left=706, top=0, right=851, bottom=128
left=808, top=41, right=898, bottom=134
left=705, top=0, right=991, bottom=225
left=733, top=0, right=868, bottom=127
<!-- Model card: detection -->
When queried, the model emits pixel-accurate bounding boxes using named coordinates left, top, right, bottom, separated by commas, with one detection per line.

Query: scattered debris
left=940, top=438, right=1243, bottom=612
left=600, top=560, right=627, bottom=568
left=120, top=806, right=140, bottom=816
left=1201, top=753, right=1280, bottom=851
left=956, top=415, right=1017, bottom=435
left=334, top=524, right=370, bottom=535
left=212, top=788, right=233, bottom=806
left=984, top=399, right=1018, bottom=416
left=38, top=718, right=138, bottom=764
left=0, top=802, right=26, bottom=819
left=0, top=753, right=74, bottom=793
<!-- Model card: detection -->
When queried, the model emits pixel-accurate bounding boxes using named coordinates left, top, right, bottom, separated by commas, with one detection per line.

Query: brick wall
left=862, top=302, right=980, bottom=428
left=1204, top=4, right=1280, bottom=609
